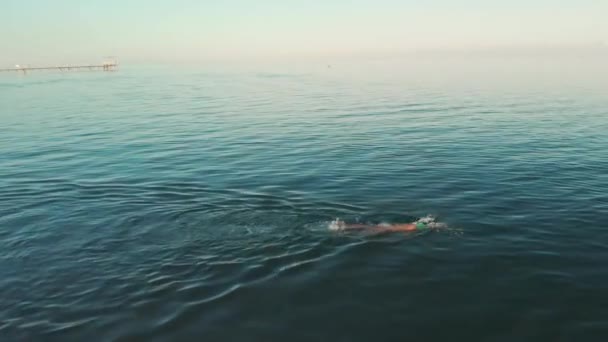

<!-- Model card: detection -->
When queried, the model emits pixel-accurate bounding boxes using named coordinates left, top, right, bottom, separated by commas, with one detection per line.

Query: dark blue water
left=1, top=60, right=608, bottom=341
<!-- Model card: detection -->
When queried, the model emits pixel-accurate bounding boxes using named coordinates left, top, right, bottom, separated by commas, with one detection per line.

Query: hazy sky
left=2, top=0, right=607, bottom=64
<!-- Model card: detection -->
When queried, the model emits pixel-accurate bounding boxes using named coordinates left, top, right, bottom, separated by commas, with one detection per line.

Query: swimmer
left=330, top=216, right=440, bottom=232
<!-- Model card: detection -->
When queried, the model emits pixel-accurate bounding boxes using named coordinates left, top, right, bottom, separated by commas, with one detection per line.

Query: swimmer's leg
left=343, top=223, right=374, bottom=230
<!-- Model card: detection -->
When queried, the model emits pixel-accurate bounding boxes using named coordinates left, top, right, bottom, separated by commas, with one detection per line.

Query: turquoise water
left=1, top=60, right=608, bottom=341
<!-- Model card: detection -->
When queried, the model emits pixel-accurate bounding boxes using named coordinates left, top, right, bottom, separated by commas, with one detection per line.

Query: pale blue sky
left=2, top=0, right=607, bottom=64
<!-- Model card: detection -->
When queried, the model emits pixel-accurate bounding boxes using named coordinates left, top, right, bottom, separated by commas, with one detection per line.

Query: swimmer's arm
left=388, top=223, right=417, bottom=232
left=342, top=223, right=417, bottom=231
left=374, top=223, right=416, bottom=232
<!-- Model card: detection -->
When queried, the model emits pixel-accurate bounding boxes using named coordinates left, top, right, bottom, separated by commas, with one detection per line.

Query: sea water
left=1, top=58, right=607, bottom=341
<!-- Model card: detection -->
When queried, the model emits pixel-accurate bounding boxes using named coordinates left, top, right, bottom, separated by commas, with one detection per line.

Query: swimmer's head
left=415, top=216, right=446, bottom=230
left=415, top=221, right=429, bottom=230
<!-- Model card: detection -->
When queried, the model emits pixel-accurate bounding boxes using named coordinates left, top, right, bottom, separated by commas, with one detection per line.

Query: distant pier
left=0, top=59, right=118, bottom=74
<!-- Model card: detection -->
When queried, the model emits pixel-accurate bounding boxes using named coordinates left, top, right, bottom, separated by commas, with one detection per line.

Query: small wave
left=255, top=72, right=308, bottom=79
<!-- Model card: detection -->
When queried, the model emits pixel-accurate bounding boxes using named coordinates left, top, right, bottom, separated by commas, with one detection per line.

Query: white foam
left=416, top=215, right=449, bottom=229
left=328, top=218, right=343, bottom=231
left=415, top=215, right=436, bottom=224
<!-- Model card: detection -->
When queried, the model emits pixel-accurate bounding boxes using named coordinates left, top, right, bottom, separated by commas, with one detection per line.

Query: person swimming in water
left=330, top=216, right=439, bottom=232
